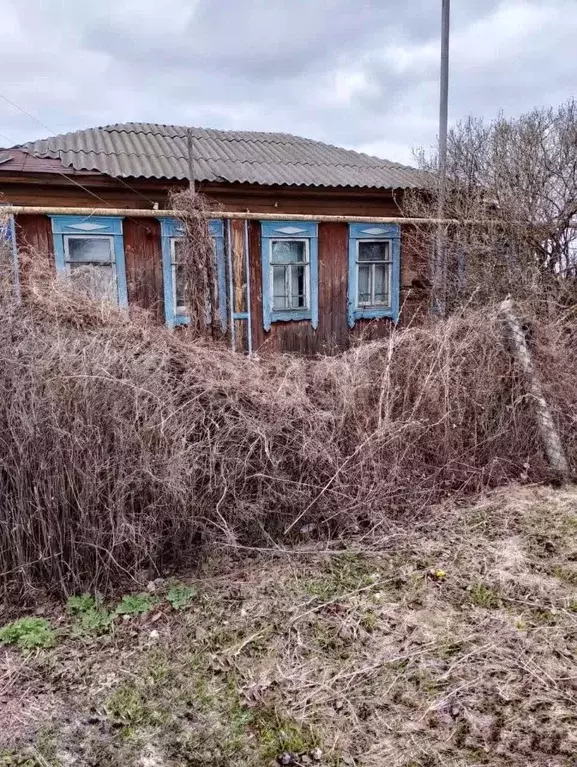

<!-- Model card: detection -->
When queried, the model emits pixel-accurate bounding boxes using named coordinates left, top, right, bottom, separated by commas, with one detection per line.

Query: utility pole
left=187, top=128, right=195, bottom=194
left=435, top=0, right=450, bottom=313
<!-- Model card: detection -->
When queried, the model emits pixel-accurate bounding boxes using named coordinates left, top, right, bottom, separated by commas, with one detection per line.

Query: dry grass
left=1, top=252, right=577, bottom=601
left=1, top=484, right=576, bottom=766
left=168, top=189, right=225, bottom=338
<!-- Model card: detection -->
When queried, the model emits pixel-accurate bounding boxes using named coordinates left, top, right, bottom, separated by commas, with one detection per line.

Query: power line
left=0, top=91, right=158, bottom=207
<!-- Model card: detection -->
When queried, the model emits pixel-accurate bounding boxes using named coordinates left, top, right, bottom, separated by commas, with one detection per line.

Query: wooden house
left=0, top=123, right=428, bottom=353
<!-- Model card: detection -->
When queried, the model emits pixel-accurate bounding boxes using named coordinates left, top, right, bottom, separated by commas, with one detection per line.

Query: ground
left=1, top=484, right=577, bottom=766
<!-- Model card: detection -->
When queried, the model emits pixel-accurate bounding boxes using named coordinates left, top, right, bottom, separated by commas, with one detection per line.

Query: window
left=261, top=221, right=318, bottom=330
left=159, top=218, right=226, bottom=328
left=271, top=239, right=309, bottom=310
left=170, top=237, right=187, bottom=316
left=50, top=216, right=128, bottom=306
left=348, top=223, right=400, bottom=327
left=356, top=240, right=392, bottom=307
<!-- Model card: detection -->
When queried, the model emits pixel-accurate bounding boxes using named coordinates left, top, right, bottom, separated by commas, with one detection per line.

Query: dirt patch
left=1, top=484, right=577, bottom=766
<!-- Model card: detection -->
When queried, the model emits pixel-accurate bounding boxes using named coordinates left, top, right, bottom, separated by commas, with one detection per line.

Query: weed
left=105, top=683, right=150, bottom=727
left=468, top=582, right=501, bottom=609
left=553, top=565, right=577, bottom=585
left=0, top=617, right=56, bottom=650
left=0, top=752, right=48, bottom=767
left=530, top=608, right=558, bottom=626
left=115, top=594, right=155, bottom=616
left=253, top=707, right=321, bottom=760
left=438, top=641, right=464, bottom=659
left=66, top=593, right=96, bottom=615
left=67, top=593, right=114, bottom=635
left=302, top=554, right=378, bottom=600
left=360, top=610, right=378, bottom=632
left=166, top=582, right=198, bottom=611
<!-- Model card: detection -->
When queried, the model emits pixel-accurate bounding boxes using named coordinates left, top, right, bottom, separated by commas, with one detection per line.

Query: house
left=0, top=123, right=428, bottom=353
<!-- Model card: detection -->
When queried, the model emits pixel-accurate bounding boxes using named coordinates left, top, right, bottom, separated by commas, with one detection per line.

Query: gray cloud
left=0, top=0, right=575, bottom=164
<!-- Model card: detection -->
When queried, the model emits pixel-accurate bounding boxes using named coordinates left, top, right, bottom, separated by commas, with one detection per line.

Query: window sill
left=349, top=307, right=397, bottom=327
left=264, top=309, right=317, bottom=332
left=266, top=309, right=313, bottom=330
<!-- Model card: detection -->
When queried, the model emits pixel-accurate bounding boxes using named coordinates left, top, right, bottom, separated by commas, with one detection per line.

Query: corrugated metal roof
left=16, top=123, right=425, bottom=190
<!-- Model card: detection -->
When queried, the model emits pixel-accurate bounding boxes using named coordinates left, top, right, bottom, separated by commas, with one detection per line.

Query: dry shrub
left=0, top=257, right=576, bottom=601
left=406, top=102, right=577, bottom=311
left=168, top=189, right=224, bottom=338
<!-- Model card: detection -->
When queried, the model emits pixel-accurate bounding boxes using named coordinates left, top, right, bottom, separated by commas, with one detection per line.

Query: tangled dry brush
left=1, top=255, right=577, bottom=599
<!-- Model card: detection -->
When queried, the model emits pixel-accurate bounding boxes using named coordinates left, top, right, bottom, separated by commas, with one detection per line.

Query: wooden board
left=123, top=217, right=164, bottom=323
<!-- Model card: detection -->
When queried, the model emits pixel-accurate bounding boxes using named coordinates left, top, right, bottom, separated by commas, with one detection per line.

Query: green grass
left=253, top=707, right=321, bottom=760
left=166, top=582, right=198, bottom=611
left=67, top=593, right=114, bottom=636
left=0, top=617, right=57, bottom=651
left=115, top=594, right=155, bottom=616
left=300, top=553, right=379, bottom=600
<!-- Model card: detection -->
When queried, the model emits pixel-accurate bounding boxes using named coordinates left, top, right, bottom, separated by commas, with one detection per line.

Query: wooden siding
left=15, top=215, right=55, bottom=284
left=1, top=174, right=404, bottom=216
left=123, top=217, right=164, bottom=323
left=6, top=174, right=431, bottom=355
left=16, top=214, right=54, bottom=259
left=249, top=221, right=352, bottom=354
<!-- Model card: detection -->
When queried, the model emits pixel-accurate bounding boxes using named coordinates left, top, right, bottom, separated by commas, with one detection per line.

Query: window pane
left=357, top=264, right=371, bottom=305
left=290, top=264, right=307, bottom=309
left=271, top=240, right=306, bottom=264
left=172, top=238, right=185, bottom=265
left=373, top=263, right=391, bottom=306
left=69, top=264, right=116, bottom=302
left=272, top=265, right=289, bottom=309
left=174, top=264, right=187, bottom=311
left=67, top=237, right=113, bottom=263
left=358, top=241, right=390, bottom=262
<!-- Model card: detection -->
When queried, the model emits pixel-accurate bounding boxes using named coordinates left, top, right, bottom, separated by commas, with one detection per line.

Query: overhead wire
left=0, top=92, right=162, bottom=218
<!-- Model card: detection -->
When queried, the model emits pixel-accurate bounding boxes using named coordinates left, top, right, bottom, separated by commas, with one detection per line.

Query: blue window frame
left=261, top=221, right=318, bottom=331
left=348, top=223, right=400, bottom=327
left=50, top=215, right=128, bottom=307
left=159, top=218, right=226, bottom=329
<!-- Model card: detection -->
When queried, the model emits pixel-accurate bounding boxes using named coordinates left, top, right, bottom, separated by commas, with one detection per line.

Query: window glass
left=290, top=264, right=306, bottom=308
left=64, top=236, right=116, bottom=302
left=273, top=265, right=288, bottom=309
left=66, top=237, right=113, bottom=263
left=356, top=240, right=392, bottom=308
left=357, top=264, right=371, bottom=305
left=271, top=240, right=306, bottom=264
left=358, top=240, right=390, bottom=262
left=174, top=265, right=187, bottom=312
left=172, top=238, right=186, bottom=265
left=373, top=263, right=390, bottom=305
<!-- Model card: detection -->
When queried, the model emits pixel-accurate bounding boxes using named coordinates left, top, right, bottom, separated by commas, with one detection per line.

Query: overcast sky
left=0, top=0, right=576, bottom=165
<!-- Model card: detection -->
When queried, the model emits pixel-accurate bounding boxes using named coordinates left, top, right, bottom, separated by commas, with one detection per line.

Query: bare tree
left=405, top=101, right=577, bottom=310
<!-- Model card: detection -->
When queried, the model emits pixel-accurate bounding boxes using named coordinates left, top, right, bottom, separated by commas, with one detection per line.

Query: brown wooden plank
left=2, top=175, right=405, bottom=216
left=248, top=220, right=265, bottom=351
left=230, top=219, right=247, bottom=314
left=317, top=221, right=349, bottom=352
left=123, top=217, right=164, bottom=323
left=233, top=320, right=249, bottom=353
left=15, top=214, right=53, bottom=259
